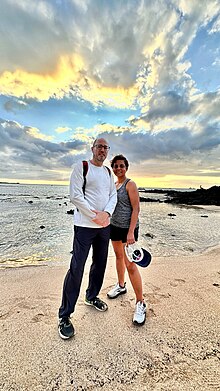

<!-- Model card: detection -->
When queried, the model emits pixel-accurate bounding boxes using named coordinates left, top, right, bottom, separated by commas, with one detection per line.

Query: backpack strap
left=105, top=166, right=111, bottom=176
left=82, top=160, right=88, bottom=196
left=82, top=161, right=111, bottom=196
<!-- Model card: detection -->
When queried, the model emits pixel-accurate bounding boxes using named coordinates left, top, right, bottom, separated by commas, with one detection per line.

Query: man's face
left=92, top=138, right=109, bottom=163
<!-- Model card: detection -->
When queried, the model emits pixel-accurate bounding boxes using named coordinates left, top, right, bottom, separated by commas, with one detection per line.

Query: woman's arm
left=126, top=180, right=140, bottom=244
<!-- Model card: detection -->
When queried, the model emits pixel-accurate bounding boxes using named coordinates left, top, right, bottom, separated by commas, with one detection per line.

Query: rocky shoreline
left=139, top=185, right=220, bottom=206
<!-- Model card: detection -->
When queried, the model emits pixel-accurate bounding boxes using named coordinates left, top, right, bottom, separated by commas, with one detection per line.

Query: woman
left=107, top=154, right=146, bottom=325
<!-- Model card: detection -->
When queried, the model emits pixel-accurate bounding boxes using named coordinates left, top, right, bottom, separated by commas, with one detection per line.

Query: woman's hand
left=126, top=231, right=135, bottom=245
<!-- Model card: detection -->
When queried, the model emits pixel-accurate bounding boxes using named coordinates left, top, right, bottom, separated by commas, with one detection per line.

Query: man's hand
left=92, top=210, right=110, bottom=227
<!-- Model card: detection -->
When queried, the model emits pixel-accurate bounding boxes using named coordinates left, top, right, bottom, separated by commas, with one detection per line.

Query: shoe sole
left=107, top=290, right=127, bottom=299
left=84, top=300, right=108, bottom=312
left=58, top=328, right=75, bottom=339
left=133, top=315, right=146, bottom=326
left=58, top=319, right=75, bottom=339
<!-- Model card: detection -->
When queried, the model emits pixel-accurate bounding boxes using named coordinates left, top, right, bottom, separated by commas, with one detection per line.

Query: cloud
left=0, top=118, right=92, bottom=180
left=1, top=0, right=219, bottom=110
left=208, top=14, right=220, bottom=34
left=26, top=127, right=54, bottom=141
left=55, top=126, right=72, bottom=134
left=0, top=1, right=220, bottom=186
left=1, top=114, right=220, bottom=182
left=140, top=91, right=191, bottom=121
left=212, top=58, right=220, bottom=67
left=4, top=99, right=28, bottom=113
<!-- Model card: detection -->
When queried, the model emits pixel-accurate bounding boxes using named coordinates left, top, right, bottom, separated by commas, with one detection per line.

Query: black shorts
left=110, top=224, right=139, bottom=243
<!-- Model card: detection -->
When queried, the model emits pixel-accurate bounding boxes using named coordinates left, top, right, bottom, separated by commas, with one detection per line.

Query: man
left=58, top=138, right=117, bottom=339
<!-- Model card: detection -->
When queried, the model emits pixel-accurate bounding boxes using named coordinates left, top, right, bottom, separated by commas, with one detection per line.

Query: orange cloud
left=0, top=53, right=139, bottom=108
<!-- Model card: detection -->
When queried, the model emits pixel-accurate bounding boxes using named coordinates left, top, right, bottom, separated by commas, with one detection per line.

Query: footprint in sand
left=148, top=308, right=157, bottom=318
left=144, top=292, right=171, bottom=304
left=169, top=278, right=186, bottom=287
left=120, top=299, right=132, bottom=307
left=0, top=311, right=10, bottom=320
left=31, top=313, right=45, bottom=323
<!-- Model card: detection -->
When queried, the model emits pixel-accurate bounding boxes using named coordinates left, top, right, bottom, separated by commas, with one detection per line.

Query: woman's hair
left=111, top=154, right=129, bottom=169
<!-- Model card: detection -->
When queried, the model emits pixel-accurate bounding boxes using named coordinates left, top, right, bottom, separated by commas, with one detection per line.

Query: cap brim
left=135, top=248, right=151, bottom=268
left=125, top=244, right=152, bottom=268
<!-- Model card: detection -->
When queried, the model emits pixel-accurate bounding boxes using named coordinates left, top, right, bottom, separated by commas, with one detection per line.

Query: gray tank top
left=111, top=178, right=139, bottom=228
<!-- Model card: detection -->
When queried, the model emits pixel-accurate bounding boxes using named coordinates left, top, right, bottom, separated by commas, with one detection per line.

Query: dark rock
left=64, top=202, right=68, bottom=206
left=164, top=186, right=220, bottom=206
left=139, top=197, right=161, bottom=202
left=67, top=209, right=74, bottom=214
left=168, top=213, right=176, bottom=217
left=28, top=200, right=33, bottom=204
left=139, top=188, right=169, bottom=194
left=145, top=233, right=155, bottom=238
left=40, top=225, right=45, bottom=229
left=201, top=215, right=208, bottom=218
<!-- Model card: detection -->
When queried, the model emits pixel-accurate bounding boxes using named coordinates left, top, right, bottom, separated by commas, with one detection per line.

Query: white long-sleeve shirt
left=70, top=160, right=117, bottom=228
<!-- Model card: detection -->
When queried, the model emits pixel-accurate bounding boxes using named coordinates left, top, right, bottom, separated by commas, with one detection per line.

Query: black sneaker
left=58, top=317, right=75, bottom=339
left=84, top=296, right=108, bottom=312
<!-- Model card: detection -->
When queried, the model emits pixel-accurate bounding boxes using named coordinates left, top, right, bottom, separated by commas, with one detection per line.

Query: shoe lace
left=93, top=297, right=101, bottom=304
left=60, top=317, right=70, bottom=326
left=135, top=302, right=144, bottom=315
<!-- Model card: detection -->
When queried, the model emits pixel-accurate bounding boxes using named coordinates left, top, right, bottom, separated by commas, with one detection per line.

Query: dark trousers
left=59, top=225, right=110, bottom=318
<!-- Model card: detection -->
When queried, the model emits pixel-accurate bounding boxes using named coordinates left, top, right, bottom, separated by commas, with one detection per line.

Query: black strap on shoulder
left=82, top=160, right=88, bottom=195
left=82, top=161, right=111, bottom=196
left=105, top=166, right=111, bottom=176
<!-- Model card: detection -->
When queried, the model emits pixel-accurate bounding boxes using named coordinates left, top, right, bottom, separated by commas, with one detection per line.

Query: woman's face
left=112, top=159, right=127, bottom=178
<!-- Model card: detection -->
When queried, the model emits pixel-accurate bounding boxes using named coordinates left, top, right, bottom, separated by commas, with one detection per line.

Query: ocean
left=0, top=183, right=220, bottom=268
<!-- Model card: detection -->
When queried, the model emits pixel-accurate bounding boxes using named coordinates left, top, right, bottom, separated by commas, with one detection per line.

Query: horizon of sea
left=0, top=183, right=220, bottom=268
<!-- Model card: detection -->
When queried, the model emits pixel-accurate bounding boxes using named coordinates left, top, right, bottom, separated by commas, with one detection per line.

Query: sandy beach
left=1, top=244, right=220, bottom=391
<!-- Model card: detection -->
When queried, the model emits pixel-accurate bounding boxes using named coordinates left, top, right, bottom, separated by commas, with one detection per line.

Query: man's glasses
left=94, top=144, right=110, bottom=150
left=113, top=164, right=126, bottom=169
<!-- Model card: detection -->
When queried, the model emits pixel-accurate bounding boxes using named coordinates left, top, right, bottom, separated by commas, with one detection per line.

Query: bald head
left=91, top=138, right=110, bottom=166
left=92, top=138, right=108, bottom=147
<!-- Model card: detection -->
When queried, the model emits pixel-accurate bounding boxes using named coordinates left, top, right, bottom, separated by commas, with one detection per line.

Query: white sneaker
left=133, top=301, right=147, bottom=325
left=107, top=282, right=127, bottom=299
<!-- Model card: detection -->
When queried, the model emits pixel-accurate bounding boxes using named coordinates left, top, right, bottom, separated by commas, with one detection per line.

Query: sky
left=0, top=0, right=220, bottom=188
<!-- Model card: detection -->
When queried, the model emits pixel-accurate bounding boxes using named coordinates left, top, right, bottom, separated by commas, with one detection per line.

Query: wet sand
left=1, top=245, right=220, bottom=390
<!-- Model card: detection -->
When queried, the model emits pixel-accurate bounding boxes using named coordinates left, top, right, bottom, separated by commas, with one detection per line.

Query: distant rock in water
left=165, top=186, right=220, bottom=206
left=201, top=215, right=208, bottom=218
left=139, top=197, right=161, bottom=202
left=67, top=209, right=74, bottom=215
left=40, top=225, right=45, bottom=229
left=28, top=200, right=33, bottom=204
left=168, top=213, right=176, bottom=217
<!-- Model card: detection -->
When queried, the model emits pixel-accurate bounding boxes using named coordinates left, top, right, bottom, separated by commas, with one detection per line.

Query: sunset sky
left=0, top=0, right=220, bottom=188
